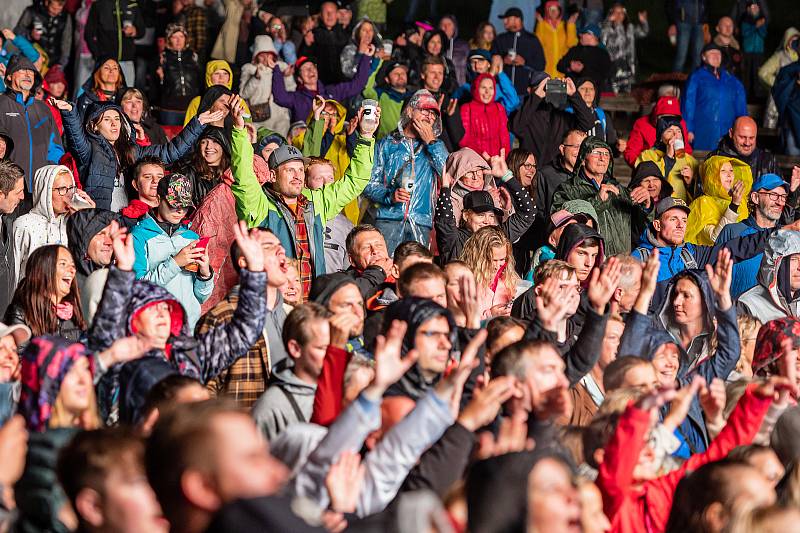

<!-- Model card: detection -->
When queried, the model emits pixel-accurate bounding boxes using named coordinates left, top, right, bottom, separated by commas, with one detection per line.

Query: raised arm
left=228, top=96, right=271, bottom=227
left=55, top=100, right=92, bottom=167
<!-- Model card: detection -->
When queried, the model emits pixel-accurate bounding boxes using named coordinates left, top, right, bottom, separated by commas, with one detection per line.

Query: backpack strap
left=278, top=386, right=307, bottom=423
left=681, top=247, right=698, bottom=269
left=635, top=246, right=650, bottom=262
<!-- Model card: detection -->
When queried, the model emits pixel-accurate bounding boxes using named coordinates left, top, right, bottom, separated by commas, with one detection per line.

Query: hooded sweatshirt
left=739, top=229, right=800, bottom=323
left=12, top=165, right=72, bottom=282
left=623, top=96, right=693, bottom=167
left=555, top=223, right=606, bottom=288
left=66, top=208, right=120, bottom=317
left=252, top=359, right=317, bottom=440
left=628, top=161, right=673, bottom=243
left=445, top=147, right=493, bottom=223
left=685, top=155, right=752, bottom=245
left=183, top=60, right=251, bottom=126
left=239, top=35, right=293, bottom=135
left=459, top=73, right=511, bottom=158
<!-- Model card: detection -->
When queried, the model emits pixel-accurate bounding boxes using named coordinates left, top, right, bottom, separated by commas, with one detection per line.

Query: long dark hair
left=9, top=245, right=86, bottom=336
left=87, top=108, right=137, bottom=170
left=191, top=134, right=230, bottom=182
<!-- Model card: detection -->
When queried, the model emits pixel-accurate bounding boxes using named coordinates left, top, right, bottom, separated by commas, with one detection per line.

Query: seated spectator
left=460, top=226, right=519, bottom=320
left=454, top=49, right=519, bottom=115
left=130, top=174, right=212, bottom=330
left=635, top=115, right=699, bottom=202
left=459, top=73, right=511, bottom=157
left=682, top=43, right=747, bottom=151
left=197, top=227, right=291, bottom=407
left=717, top=173, right=790, bottom=298
left=510, top=75, right=594, bottom=168
left=628, top=162, right=674, bottom=243
left=66, top=208, right=118, bottom=318
left=13, top=164, right=94, bottom=280
left=273, top=53, right=373, bottom=124
left=435, top=149, right=533, bottom=263
left=56, top=428, right=169, bottom=533
left=252, top=303, right=331, bottom=440
left=624, top=95, right=693, bottom=168
left=175, top=126, right=230, bottom=207
left=708, top=116, right=779, bottom=180
left=363, top=90, right=446, bottom=254
left=557, top=24, right=613, bottom=91
left=468, top=21, right=496, bottom=51
left=760, top=28, right=799, bottom=130
left=120, top=156, right=164, bottom=228
left=601, top=3, right=649, bottom=94
left=531, top=202, right=598, bottom=275
left=535, top=1, right=578, bottom=78
left=118, top=88, right=168, bottom=147
left=239, top=35, right=294, bottom=136
left=75, top=56, right=126, bottom=119
left=685, top=156, right=752, bottom=245
left=363, top=60, right=411, bottom=140
left=418, top=30, right=458, bottom=94
left=54, top=98, right=215, bottom=211
left=156, top=23, right=201, bottom=126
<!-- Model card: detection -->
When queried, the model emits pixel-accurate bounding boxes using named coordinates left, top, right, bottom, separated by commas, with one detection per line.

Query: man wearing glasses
left=718, top=173, right=795, bottom=298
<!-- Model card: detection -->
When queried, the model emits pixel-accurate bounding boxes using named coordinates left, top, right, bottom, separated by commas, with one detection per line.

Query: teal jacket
left=231, top=126, right=375, bottom=276
left=130, top=214, right=214, bottom=329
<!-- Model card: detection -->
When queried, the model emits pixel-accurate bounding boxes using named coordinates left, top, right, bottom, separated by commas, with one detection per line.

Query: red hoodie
left=598, top=385, right=771, bottom=533
left=459, top=73, right=511, bottom=157
left=623, top=96, right=693, bottom=167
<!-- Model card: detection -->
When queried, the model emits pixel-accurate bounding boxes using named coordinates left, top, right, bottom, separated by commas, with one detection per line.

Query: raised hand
left=110, top=221, right=135, bottom=271
left=754, top=376, right=799, bottom=402
left=599, top=183, right=619, bottom=202
left=413, top=118, right=436, bottom=144
left=458, top=375, right=521, bottom=432
left=565, top=76, right=577, bottom=96
left=730, top=180, right=744, bottom=205
left=476, top=411, right=534, bottom=459
left=705, top=247, right=733, bottom=310
left=233, top=221, right=264, bottom=272
left=312, top=94, right=326, bottom=121
left=487, top=148, right=508, bottom=178
left=699, top=377, right=726, bottom=426
left=535, top=276, right=580, bottom=332
left=325, top=451, right=365, bottom=514
left=791, top=166, right=800, bottom=193
left=357, top=104, right=381, bottom=138
left=630, top=185, right=651, bottom=207
left=533, top=76, right=549, bottom=98
left=663, top=377, right=704, bottom=431
left=587, top=257, right=622, bottom=314
left=96, top=335, right=154, bottom=368
left=453, top=271, right=481, bottom=329
left=228, top=94, right=246, bottom=129
left=329, top=313, right=362, bottom=350
left=680, top=165, right=694, bottom=185
left=633, top=248, right=660, bottom=314
left=197, top=108, right=226, bottom=125
left=1, top=29, right=16, bottom=41
left=48, top=97, right=73, bottom=112
left=369, top=320, right=419, bottom=394
left=435, top=329, right=487, bottom=417
left=0, top=415, right=28, bottom=487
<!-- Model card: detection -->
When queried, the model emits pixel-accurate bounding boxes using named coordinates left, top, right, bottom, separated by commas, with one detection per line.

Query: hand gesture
left=156, top=66, right=164, bottom=80
left=110, top=221, right=135, bottom=271
left=325, top=451, right=365, bottom=514
left=441, top=166, right=452, bottom=189
left=705, top=247, right=733, bottom=309
left=699, top=377, right=726, bottom=423
left=282, top=64, right=295, bottom=78
left=357, top=104, right=381, bottom=138
left=638, top=11, right=648, bottom=23
left=535, top=276, right=580, bottom=332
left=535, top=11, right=543, bottom=23
left=476, top=412, right=535, bottom=459
left=533, top=75, right=549, bottom=98
left=233, top=221, right=264, bottom=272
left=453, top=271, right=481, bottom=329
left=634, top=248, right=660, bottom=314
left=598, top=183, right=619, bottom=202
left=565, top=76, right=577, bottom=96
left=435, top=329, right=486, bottom=416
left=49, top=97, right=73, bottom=112
left=197, top=108, right=226, bottom=125
left=413, top=118, right=436, bottom=144
left=67, top=189, right=96, bottom=212
left=98, top=335, right=154, bottom=367
left=587, top=257, right=622, bottom=313
left=730, top=180, right=744, bottom=205
left=312, top=94, right=326, bottom=121
left=488, top=302, right=512, bottom=318
left=568, top=12, right=580, bottom=25
left=228, top=94, right=246, bottom=129
left=490, top=55, right=503, bottom=76
left=370, top=320, right=419, bottom=392
left=495, top=186, right=512, bottom=212
left=637, top=383, right=678, bottom=412
left=791, top=166, right=800, bottom=193
left=458, top=376, right=521, bottom=432
left=392, top=187, right=411, bottom=203
left=1, top=29, right=16, bottom=42
left=196, top=247, right=212, bottom=278
left=485, top=148, right=508, bottom=178
left=446, top=98, right=458, bottom=116
left=173, top=241, right=204, bottom=268
left=754, top=376, right=799, bottom=402
left=266, top=53, right=278, bottom=69
left=0, top=416, right=28, bottom=487
left=630, top=185, right=651, bottom=207
left=329, top=313, right=362, bottom=350
left=663, top=376, right=705, bottom=430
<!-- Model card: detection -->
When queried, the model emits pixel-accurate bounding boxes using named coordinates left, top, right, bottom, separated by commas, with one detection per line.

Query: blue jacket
left=682, top=65, right=747, bottom=150
left=773, top=61, right=800, bottom=142
left=716, top=216, right=764, bottom=298
left=452, top=71, right=520, bottom=114
left=61, top=101, right=204, bottom=210
left=363, top=134, right=448, bottom=229
left=131, top=214, right=213, bottom=330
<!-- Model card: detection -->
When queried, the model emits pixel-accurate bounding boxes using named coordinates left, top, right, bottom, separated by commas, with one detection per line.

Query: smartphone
left=185, top=237, right=210, bottom=272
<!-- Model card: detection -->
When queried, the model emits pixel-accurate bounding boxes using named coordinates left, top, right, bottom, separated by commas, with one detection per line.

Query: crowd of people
left=2, top=0, right=800, bottom=531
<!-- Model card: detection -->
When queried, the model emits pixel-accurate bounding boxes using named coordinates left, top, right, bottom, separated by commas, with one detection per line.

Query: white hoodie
left=239, top=34, right=294, bottom=136
left=12, top=165, right=73, bottom=282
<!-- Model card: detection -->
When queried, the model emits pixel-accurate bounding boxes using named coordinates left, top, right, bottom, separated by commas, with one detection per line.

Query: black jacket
left=300, top=24, right=349, bottom=84
left=510, top=92, right=595, bottom=169
left=708, top=135, right=778, bottom=181
left=0, top=213, right=16, bottom=318
left=66, top=208, right=120, bottom=286
left=4, top=303, right=83, bottom=342
left=84, top=0, right=145, bottom=63
left=434, top=176, right=535, bottom=264
left=557, top=46, right=613, bottom=92
left=491, top=30, right=546, bottom=96
left=159, top=49, right=202, bottom=111
left=14, top=5, right=72, bottom=66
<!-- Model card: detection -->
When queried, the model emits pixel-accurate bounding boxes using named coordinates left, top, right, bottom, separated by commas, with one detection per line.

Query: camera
left=545, top=78, right=568, bottom=108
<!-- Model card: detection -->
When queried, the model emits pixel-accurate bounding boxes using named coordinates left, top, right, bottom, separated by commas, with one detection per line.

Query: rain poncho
left=739, top=229, right=800, bottom=323
left=363, top=90, right=449, bottom=252
left=759, top=27, right=800, bottom=129
left=685, top=155, right=752, bottom=245
left=535, top=3, right=578, bottom=77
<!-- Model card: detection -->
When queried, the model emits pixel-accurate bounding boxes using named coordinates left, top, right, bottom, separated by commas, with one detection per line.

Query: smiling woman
left=4, top=244, right=86, bottom=342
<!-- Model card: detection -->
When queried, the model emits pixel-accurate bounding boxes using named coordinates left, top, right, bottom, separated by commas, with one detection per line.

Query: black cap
left=498, top=7, right=524, bottom=19
left=701, top=42, right=723, bottom=55
left=463, top=191, right=504, bottom=219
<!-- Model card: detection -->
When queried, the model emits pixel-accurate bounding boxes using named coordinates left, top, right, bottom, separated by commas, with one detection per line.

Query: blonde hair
left=459, top=226, right=519, bottom=294
left=49, top=388, right=101, bottom=430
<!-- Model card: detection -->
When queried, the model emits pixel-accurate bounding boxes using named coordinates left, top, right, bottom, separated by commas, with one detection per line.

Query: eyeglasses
left=320, top=111, right=339, bottom=118
left=521, top=162, right=537, bottom=170
left=562, top=143, right=581, bottom=149
left=54, top=185, right=76, bottom=197
left=588, top=150, right=611, bottom=159
left=758, top=191, right=788, bottom=203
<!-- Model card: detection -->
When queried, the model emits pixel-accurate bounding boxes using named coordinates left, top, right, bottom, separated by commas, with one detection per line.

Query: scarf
left=54, top=302, right=74, bottom=321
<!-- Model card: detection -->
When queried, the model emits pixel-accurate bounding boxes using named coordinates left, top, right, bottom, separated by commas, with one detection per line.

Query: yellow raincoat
left=635, top=148, right=700, bottom=203
left=685, top=155, right=753, bottom=246
left=183, top=60, right=251, bottom=126
left=297, top=100, right=360, bottom=224
left=535, top=19, right=578, bottom=78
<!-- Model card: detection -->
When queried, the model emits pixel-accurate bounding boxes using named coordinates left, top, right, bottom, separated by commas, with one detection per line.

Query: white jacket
left=12, top=165, right=72, bottom=282
left=239, top=35, right=295, bottom=136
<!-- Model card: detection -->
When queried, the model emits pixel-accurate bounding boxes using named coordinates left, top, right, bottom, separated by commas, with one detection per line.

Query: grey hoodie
left=739, top=229, right=800, bottom=323
left=252, top=361, right=317, bottom=441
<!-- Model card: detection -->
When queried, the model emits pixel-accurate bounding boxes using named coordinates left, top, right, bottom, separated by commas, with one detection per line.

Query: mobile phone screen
left=197, top=236, right=211, bottom=250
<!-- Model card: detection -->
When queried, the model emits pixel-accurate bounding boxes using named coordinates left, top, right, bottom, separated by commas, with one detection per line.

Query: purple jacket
left=272, top=54, right=373, bottom=122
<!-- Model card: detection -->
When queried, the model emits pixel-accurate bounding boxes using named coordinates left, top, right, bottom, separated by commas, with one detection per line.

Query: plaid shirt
left=288, top=196, right=313, bottom=299
left=180, top=6, right=207, bottom=61
left=196, top=287, right=269, bottom=408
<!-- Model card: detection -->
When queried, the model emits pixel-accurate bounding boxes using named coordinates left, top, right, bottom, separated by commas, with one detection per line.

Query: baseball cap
left=551, top=210, right=591, bottom=228
left=157, top=173, right=194, bottom=209
left=385, top=60, right=410, bottom=74
left=0, top=321, right=31, bottom=345
left=463, top=191, right=504, bottom=219
left=499, top=7, right=524, bottom=19
left=268, top=143, right=306, bottom=170
left=701, top=42, right=723, bottom=55
left=469, top=49, right=492, bottom=62
left=579, top=24, right=602, bottom=39
left=654, top=197, right=690, bottom=218
left=752, top=173, right=788, bottom=192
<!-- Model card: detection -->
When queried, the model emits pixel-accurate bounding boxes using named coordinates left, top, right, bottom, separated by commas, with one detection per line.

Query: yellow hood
left=306, top=99, right=347, bottom=134
left=204, top=60, right=233, bottom=89
left=700, top=155, right=753, bottom=201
